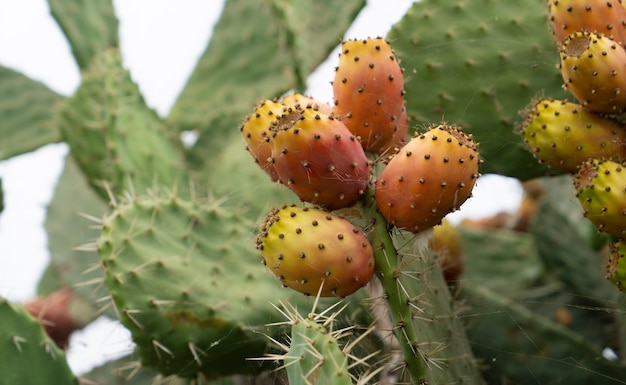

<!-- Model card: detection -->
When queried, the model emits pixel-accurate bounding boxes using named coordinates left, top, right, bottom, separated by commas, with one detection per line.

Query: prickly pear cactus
left=97, top=192, right=370, bottom=379
left=0, top=297, right=78, bottom=385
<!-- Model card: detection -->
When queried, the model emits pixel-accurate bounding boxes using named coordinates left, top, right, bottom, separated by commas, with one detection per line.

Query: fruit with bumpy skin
left=548, top=0, right=626, bottom=46
left=375, top=124, right=480, bottom=233
left=240, top=99, right=284, bottom=181
left=270, top=107, right=370, bottom=210
left=282, top=93, right=334, bottom=115
left=257, top=205, right=375, bottom=297
left=607, top=241, right=626, bottom=291
left=520, top=98, right=626, bottom=172
left=575, top=158, right=626, bottom=237
left=333, top=37, right=406, bottom=154
left=559, top=31, right=626, bottom=113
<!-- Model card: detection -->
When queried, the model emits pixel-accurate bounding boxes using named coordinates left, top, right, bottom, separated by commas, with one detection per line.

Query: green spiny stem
left=359, top=187, right=427, bottom=383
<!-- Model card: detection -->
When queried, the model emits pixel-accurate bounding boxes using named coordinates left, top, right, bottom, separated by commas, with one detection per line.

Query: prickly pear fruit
left=375, top=124, right=480, bottom=233
left=240, top=99, right=285, bottom=181
left=548, top=0, right=626, bottom=46
left=575, top=158, right=626, bottom=237
left=270, top=107, right=370, bottom=210
left=429, top=219, right=463, bottom=283
left=520, top=98, right=626, bottom=173
left=333, top=37, right=406, bottom=154
left=24, top=287, right=95, bottom=349
left=559, top=31, right=626, bottom=113
left=607, top=240, right=626, bottom=291
left=282, top=93, right=334, bottom=115
left=257, top=205, right=375, bottom=297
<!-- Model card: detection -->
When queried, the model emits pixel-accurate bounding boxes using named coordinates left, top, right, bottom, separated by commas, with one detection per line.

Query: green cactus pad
left=388, top=0, right=567, bottom=180
left=40, top=156, right=113, bottom=317
left=48, top=0, right=119, bottom=70
left=57, top=49, right=186, bottom=200
left=0, top=66, right=64, bottom=160
left=169, top=0, right=365, bottom=163
left=97, top=192, right=354, bottom=379
left=0, top=297, right=78, bottom=385
left=286, top=317, right=354, bottom=385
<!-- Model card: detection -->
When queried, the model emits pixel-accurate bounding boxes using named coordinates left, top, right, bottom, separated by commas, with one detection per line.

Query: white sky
left=0, top=0, right=521, bottom=375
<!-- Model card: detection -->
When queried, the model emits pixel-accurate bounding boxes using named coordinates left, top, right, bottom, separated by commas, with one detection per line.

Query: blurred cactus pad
left=2, top=0, right=626, bottom=384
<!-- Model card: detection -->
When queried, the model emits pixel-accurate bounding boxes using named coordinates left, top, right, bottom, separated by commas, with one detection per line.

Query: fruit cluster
left=520, top=0, right=626, bottom=290
left=241, top=37, right=481, bottom=297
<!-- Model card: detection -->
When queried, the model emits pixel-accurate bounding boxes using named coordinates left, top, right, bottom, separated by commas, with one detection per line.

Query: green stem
left=360, top=187, right=427, bottom=384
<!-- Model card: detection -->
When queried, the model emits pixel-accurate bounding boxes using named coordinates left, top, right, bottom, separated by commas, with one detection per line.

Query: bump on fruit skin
left=559, top=31, right=626, bottom=113
left=240, top=99, right=285, bottom=181
left=375, top=124, right=480, bottom=233
left=548, top=0, right=626, bottom=47
left=607, top=240, right=626, bottom=291
left=333, top=37, right=406, bottom=154
left=269, top=107, right=370, bottom=210
left=256, top=205, right=375, bottom=297
left=575, top=158, right=626, bottom=237
left=520, top=98, right=626, bottom=172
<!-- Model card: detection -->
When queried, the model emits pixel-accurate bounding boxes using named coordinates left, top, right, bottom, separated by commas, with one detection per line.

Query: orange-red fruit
left=240, top=99, right=284, bottom=181
left=270, top=107, right=370, bottom=210
left=559, top=31, right=626, bottom=113
left=333, top=37, right=406, bottom=154
left=257, top=205, right=375, bottom=297
left=375, top=124, right=480, bottom=233
left=548, top=0, right=626, bottom=47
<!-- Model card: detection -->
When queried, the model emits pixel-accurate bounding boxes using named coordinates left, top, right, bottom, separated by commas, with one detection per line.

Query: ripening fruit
left=575, top=158, right=626, bottom=237
left=548, top=0, right=626, bottom=47
left=520, top=98, right=626, bottom=173
left=269, top=106, right=370, bottom=210
left=375, top=124, right=480, bottom=232
left=257, top=205, right=375, bottom=297
left=559, top=31, right=626, bottom=114
left=333, top=37, right=406, bottom=154
left=240, top=99, right=285, bottom=181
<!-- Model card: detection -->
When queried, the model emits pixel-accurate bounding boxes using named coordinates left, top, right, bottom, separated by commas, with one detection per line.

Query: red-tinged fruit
left=333, top=37, right=406, bottom=154
left=241, top=99, right=285, bottom=181
left=520, top=98, right=626, bottom=172
left=575, top=158, right=626, bottom=237
left=257, top=205, right=375, bottom=297
left=375, top=124, right=480, bottom=233
left=607, top=240, right=626, bottom=291
left=548, top=0, right=626, bottom=47
left=282, top=93, right=334, bottom=116
left=559, top=31, right=626, bottom=113
left=270, top=107, right=370, bottom=210
left=24, top=287, right=93, bottom=349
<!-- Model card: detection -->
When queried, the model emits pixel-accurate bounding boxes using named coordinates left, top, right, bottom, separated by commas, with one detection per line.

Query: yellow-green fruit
left=520, top=98, right=626, bottom=173
left=575, top=159, right=626, bottom=237
left=257, top=205, right=375, bottom=297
